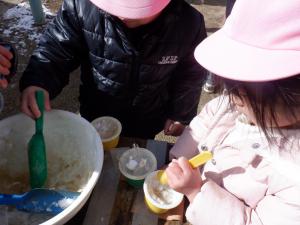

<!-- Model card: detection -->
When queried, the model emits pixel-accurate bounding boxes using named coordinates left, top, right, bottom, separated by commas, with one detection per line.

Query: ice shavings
left=22, top=196, right=75, bottom=214
left=120, top=148, right=154, bottom=179
left=126, top=156, right=138, bottom=170
left=124, top=155, right=149, bottom=176
left=94, top=119, right=117, bottom=139
left=57, top=197, right=74, bottom=209
left=139, top=158, right=147, bottom=168
left=44, top=197, right=74, bottom=212
left=147, top=172, right=176, bottom=206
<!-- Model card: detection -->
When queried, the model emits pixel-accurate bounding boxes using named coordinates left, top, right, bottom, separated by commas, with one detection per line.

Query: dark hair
left=218, top=75, right=300, bottom=141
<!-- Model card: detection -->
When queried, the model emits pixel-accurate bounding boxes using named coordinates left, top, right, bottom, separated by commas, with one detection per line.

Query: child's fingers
left=0, top=79, right=8, bottom=89
left=176, top=157, right=197, bottom=182
left=0, top=64, right=10, bottom=75
left=0, top=51, right=12, bottom=70
left=0, top=45, right=13, bottom=60
left=177, top=157, right=192, bottom=172
left=28, top=95, right=41, bottom=119
left=166, top=161, right=183, bottom=181
left=168, top=158, right=191, bottom=177
left=163, top=119, right=173, bottom=135
left=22, top=91, right=41, bottom=119
left=21, top=95, right=36, bottom=119
left=167, top=161, right=182, bottom=174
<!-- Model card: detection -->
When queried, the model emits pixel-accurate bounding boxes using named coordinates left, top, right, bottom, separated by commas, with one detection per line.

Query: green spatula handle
left=28, top=90, right=47, bottom=188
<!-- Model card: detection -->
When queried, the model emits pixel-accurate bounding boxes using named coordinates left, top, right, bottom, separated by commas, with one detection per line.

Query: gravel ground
left=0, top=0, right=225, bottom=142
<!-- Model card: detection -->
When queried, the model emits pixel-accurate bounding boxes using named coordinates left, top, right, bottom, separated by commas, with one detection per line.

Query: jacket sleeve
left=169, top=96, right=223, bottom=160
left=186, top=181, right=300, bottom=225
left=19, top=0, right=84, bottom=99
left=167, top=13, right=207, bottom=124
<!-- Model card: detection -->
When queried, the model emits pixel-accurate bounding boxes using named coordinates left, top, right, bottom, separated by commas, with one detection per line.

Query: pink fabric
left=194, top=0, right=300, bottom=81
left=89, top=0, right=170, bottom=19
left=170, top=96, right=300, bottom=225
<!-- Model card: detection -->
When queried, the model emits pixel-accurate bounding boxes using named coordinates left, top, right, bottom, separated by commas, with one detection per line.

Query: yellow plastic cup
left=91, top=116, right=122, bottom=151
left=143, top=171, right=183, bottom=214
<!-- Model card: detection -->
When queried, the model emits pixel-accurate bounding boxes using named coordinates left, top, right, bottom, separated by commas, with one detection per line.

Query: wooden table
left=67, top=137, right=187, bottom=225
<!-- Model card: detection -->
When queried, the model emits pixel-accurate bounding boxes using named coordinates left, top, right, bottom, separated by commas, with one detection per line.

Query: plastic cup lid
left=119, top=147, right=157, bottom=180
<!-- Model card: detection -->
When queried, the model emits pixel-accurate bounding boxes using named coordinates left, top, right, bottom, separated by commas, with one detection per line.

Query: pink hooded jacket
left=170, top=96, right=300, bottom=225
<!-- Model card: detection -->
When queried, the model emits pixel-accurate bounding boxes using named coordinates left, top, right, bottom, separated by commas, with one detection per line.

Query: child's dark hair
left=219, top=75, right=300, bottom=141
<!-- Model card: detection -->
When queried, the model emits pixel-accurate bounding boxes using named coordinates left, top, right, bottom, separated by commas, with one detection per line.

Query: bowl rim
left=26, top=110, right=104, bottom=225
left=91, top=116, right=122, bottom=142
left=118, top=147, right=157, bottom=180
left=143, top=171, right=184, bottom=210
left=0, top=110, right=104, bottom=225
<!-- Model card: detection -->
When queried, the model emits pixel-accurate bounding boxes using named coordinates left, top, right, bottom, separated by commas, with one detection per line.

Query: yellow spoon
left=157, top=151, right=213, bottom=185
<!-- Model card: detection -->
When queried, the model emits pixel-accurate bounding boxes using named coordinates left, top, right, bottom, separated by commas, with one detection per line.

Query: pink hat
left=89, top=0, right=170, bottom=19
left=194, top=0, right=300, bottom=82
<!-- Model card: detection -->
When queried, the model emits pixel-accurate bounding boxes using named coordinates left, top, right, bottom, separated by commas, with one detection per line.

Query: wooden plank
left=110, top=147, right=128, bottom=169
left=146, top=139, right=169, bottom=169
left=107, top=180, right=136, bottom=225
left=131, top=189, right=159, bottom=225
left=83, top=152, right=120, bottom=225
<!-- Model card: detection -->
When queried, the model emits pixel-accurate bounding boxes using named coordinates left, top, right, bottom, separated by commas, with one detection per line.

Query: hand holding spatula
left=157, top=151, right=213, bottom=185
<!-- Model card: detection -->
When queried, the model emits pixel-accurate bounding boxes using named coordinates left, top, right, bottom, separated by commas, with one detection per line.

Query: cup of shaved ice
left=119, top=146, right=157, bottom=188
left=143, top=171, right=183, bottom=214
left=91, top=116, right=122, bottom=151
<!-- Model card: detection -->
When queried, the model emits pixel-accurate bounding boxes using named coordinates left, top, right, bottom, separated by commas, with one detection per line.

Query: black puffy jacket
left=20, top=0, right=207, bottom=138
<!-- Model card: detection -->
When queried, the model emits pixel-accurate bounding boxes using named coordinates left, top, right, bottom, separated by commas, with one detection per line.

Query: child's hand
left=0, top=45, right=12, bottom=75
left=164, top=119, right=185, bottom=136
left=21, top=86, right=51, bottom=119
left=0, top=45, right=13, bottom=89
left=165, top=157, right=203, bottom=202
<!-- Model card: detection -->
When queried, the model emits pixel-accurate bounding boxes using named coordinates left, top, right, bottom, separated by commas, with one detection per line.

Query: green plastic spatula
left=28, top=90, right=47, bottom=188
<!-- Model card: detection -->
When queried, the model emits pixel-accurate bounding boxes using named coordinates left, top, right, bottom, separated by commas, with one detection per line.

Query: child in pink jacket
left=165, top=0, right=300, bottom=224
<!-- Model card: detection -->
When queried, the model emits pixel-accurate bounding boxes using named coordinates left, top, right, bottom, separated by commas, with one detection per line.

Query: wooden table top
left=66, top=137, right=187, bottom=225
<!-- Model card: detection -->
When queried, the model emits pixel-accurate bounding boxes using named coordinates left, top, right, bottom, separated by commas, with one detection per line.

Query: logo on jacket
left=158, top=56, right=178, bottom=64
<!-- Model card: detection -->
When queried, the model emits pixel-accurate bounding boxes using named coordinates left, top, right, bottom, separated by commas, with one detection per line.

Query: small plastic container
left=91, top=116, right=122, bottom=150
left=119, top=146, right=157, bottom=188
left=143, top=171, right=183, bottom=214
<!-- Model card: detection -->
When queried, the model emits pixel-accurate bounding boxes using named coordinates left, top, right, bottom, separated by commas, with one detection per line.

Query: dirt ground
left=0, top=0, right=225, bottom=142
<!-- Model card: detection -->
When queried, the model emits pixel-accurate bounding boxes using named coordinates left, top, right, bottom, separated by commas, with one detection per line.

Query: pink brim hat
left=89, top=0, right=170, bottom=19
left=194, top=0, right=300, bottom=82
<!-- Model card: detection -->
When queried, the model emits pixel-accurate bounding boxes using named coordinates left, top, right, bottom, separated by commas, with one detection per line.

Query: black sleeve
left=19, top=0, right=84, bottom=99
left=167, top=14, right=207, bottom=124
